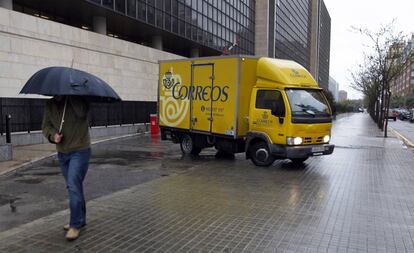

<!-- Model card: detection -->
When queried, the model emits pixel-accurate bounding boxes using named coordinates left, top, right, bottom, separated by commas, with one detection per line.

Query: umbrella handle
left=58, top=97, right=68, bottom=134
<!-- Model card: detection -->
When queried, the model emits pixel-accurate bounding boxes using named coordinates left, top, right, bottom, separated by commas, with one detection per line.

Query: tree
left=350, top=23, right=412, bottom=137
left=323, top=89, right=336, bottom=115
left=390, top=95, right=404, bottom=108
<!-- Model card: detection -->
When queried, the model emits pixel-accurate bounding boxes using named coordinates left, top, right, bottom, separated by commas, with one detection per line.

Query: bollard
left=5, top=114, right=11, bottom=143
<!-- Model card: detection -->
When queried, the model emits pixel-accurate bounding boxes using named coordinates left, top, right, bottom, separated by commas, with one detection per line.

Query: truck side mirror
left=271, top=107, right=285, bottom=118
left=272, top=102, right=286, bottom=124
left=271, top=107, right=285, bottom=124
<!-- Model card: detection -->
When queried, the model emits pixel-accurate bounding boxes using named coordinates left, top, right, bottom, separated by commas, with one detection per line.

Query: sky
left=323, top=0, right=414, bottom=99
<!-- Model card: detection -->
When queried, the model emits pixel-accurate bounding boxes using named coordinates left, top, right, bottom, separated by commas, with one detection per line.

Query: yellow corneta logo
left=160, top=68, right=189, bottom=127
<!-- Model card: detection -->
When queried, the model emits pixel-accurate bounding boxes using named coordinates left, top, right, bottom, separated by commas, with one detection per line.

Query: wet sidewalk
left=0, top=134, right=139, bottom=176
left=1, top=113, right=414, bottom=252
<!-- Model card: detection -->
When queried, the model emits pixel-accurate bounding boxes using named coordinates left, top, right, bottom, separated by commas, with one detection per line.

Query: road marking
left=390, top=127, right=414, bottom=148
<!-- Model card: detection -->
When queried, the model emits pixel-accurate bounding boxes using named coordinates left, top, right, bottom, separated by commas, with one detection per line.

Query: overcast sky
left=323, top=0, right=414, bottom=99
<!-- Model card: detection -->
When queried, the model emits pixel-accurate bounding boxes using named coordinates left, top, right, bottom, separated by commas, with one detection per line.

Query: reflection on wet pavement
left=1, top=113, right=414, bottom=252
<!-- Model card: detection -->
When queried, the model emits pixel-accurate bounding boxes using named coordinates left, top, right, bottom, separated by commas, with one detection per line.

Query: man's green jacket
left=42, top=96, right=91, bottom=153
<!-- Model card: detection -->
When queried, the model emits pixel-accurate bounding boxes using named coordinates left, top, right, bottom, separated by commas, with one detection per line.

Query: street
left=389, top=118, right=414, bottom=146
left=1, top=113, right=414, bottom=252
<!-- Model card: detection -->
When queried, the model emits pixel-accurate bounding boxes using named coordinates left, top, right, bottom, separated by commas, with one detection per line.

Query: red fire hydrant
left=150, top=114, right=159, bottom=135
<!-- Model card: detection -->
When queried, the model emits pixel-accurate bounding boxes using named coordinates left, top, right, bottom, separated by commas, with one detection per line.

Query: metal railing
left=0, top=98, right=156, bottom=135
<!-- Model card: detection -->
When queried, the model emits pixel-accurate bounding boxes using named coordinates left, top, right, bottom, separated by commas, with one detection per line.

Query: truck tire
left=249, top=142, right=275, bottom=167
left=180, top=134, right=201, bottom=155
left=290, top=157, right=308, bottom=164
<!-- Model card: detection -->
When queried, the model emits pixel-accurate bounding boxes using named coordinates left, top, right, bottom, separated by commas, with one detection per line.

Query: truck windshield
left=285, top=89, right=331, bottom=120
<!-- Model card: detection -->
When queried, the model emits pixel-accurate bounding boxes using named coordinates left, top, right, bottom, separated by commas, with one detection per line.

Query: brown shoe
left=65, top=228, right=80, bottom=241
left=63, top=224, right=86, bottom=231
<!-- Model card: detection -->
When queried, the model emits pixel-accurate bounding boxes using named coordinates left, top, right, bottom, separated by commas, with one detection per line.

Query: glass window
left=148, top=0, right=155, bottom=6
left=115, top=0, right=125, bottom=13
left=208, top=19, right=212, bottom=33
left=156, top=0, right=163, bottom=9
left=127, top=0, right=136, bottom=17
left=138, top=1, right=146, bottom=20
left=147, top=6, right=155, bottom=24
left=165, top=14, right=171, bottom=30
left=164, top=0, right=171, bottom=12
left=179, top=20, right=185, bottom=35
left=172, top=0, right=178, bottom=16
left=192, top=25, right=197, bottom=41
left=172, top=16, right=178, bottom=33
left=185, top=23, right=191, bottom=38
left=103, top=0, right=114, bottom=9
left=203, top=1, right=207, bottom=14
left=191, top=10, right=197, bottom=24
left=255, top=90, right=285, bottom=116
left=178, top=3, right=185, bottom=19
left=156, top=9, right=163, bottom=27
left=286, top=89, right=330, bottom=117
left=202, top=15, right=207, bottom=30
left=197, top=0, right=202, bottom=11
left=185, top=6, right=191, bottom=22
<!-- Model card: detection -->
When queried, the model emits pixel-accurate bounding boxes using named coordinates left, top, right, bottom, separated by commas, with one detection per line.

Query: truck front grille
left=304, top=137, right=312, bottom=144
left=303, top=136, right=324, bottom=144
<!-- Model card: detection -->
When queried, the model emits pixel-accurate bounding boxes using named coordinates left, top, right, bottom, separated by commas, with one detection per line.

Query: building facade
left=0, top=0, right=331, bottom=135
left=316, top=0, right=330, bottom=90
left=338, top=90, right=347, bottom=102
left=255, top=0, right=331, bottom=90
left=328, top=76, right=339, bottom=101
left=390, top=35, right=414, bottom=98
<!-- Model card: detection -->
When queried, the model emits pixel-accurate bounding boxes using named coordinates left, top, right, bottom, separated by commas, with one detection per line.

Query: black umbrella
left=20, top=66, right=122, bottom=132
left=20, top=66, right=121, bottom=102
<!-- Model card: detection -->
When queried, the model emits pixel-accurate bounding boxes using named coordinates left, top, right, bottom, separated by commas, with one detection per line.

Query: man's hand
left=54, top=133, right=63, bottom=144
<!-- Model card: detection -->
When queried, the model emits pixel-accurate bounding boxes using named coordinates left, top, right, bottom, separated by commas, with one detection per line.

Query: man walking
left=42, top=95, right=91, bottom=241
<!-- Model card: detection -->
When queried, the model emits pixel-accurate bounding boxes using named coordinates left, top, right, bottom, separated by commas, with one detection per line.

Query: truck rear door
left=191, top=64, right=214, bottom=132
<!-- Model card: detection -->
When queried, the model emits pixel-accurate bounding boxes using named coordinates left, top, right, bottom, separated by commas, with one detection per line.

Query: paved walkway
left=1, top=113, right=414, bottom=252
left=0, top=134, right=139, bottom=176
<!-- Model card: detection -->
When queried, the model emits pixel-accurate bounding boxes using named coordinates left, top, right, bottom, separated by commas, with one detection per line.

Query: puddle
left=14, top=176, right=45, bottom=184
left=0, top=194, right=20, bottom=206
left=16, top=167, right=60, bottom=176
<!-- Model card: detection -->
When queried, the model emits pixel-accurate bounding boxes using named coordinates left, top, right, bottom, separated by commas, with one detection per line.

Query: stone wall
left=0, top=124, right=148, bottom=146
left=0, top=7, right=182, bottom=101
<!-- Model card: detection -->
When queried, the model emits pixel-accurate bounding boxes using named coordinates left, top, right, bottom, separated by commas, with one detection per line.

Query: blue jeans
left=58, top=148, right=91, bottom=229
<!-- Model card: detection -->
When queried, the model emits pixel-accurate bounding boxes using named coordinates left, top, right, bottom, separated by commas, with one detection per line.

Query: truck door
left=191, top=64, right=214, bottom=132
left=250, top=89, right=286, bottom=144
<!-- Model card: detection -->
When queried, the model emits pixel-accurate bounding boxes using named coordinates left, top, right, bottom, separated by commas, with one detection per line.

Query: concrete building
left=338, top=90, right=348, bottom=102
left=390, top=34, right=414, bottom=98
left=328, top=76, right=339, bottom=101
left=255, top=0, right=331, bottom=90
left=0, top=0, right=331, bottom=136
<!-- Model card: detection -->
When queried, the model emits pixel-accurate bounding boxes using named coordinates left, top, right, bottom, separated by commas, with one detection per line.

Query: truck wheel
left=180, top=134, right=201, bottom=155
left=249, top=142, right=275, bottom=167
left=290, top=157, right=308, bottom=164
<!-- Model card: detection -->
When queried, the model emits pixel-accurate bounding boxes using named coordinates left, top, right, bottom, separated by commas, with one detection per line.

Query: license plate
left=312, top=146, right=325, bottom=153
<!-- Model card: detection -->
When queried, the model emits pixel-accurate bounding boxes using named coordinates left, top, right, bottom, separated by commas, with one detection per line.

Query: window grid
left=86, top=0, right=255, bottom=55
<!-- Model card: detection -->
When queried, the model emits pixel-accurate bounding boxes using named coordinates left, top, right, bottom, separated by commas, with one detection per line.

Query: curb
left=389, top=127, right=414, bottom=148
left=0, top=132, right=150, bottom=177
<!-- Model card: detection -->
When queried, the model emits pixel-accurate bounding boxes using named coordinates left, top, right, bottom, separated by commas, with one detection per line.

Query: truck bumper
left=270, top=144, right=335, bottom=159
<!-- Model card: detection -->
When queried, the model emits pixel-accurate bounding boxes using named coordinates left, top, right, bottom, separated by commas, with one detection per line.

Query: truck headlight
left=323, top=135, right=330, bottom=143
left=287, top=137, right=303, bottom=145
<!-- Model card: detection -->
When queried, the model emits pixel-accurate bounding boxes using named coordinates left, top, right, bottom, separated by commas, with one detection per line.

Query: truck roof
left=159, top=55, right=319, bottom=89
left=257, top=57, right=319, bottom=88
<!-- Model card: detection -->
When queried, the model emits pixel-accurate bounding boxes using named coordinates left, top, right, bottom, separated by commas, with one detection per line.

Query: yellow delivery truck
left=158, top=56, right=334, bottom=166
